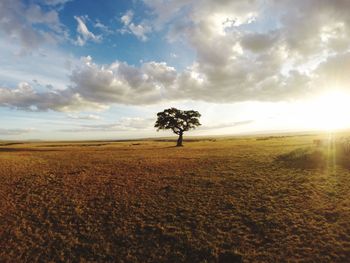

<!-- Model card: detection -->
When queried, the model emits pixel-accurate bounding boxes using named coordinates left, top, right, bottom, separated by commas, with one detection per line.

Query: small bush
left=334, top=139, right=350, bottom=169
left=276, top=148, right=327, bottom=169
left=336, top=148, right=350, bottom=169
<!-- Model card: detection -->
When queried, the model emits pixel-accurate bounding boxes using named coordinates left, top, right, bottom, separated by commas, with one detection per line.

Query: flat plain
left=1, top=134, right=350, bottom=262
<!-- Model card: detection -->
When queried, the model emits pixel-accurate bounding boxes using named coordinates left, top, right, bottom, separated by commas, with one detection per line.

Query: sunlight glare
left=310, top=90, right=350, bottom=131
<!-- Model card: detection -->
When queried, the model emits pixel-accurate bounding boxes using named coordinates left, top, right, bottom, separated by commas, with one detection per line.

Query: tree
left=155, top=108, right=201, bottom=147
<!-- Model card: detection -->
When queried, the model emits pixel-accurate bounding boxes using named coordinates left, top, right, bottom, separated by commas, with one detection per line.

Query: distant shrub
left=256, top=137, right=270, bottom=141
left=313, top=139, right=323, bottom=147
left=336, top=140, right=350, bottom=169
left=338, top=155, right=350, bottom=169
left=338, top=139, right=350, bottom=155
left=276, top=147, right=327, bottom=169
left=256, top=136, right=281, bottom=141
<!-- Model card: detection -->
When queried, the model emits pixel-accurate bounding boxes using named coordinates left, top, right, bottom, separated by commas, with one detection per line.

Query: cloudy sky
left=1, top=0, right=350, bottom=140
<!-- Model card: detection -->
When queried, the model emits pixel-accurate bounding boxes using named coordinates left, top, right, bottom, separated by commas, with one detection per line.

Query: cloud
left=144, top=0, right=259, bottom=30
left=120, top=10, right=152, bottom=41
left=0, top=56, right=177, bottom=111
left=61, top=117, right=154, bottom=132
left=142, top=0, right=350, bottom=101
left=121, top=10, right=134, bottom=26
left=241, top=33, right=278, bottom=53
left=0, top=47, right=337, bottom=112
left=69, top=56, right=175, bottom=105
left=94, top=19, right=113, bottom=35
left=39, top=0, right=73, bottom=6
left=0, top=37, right=79, bottom=92
left=0, top=82, right=107, bottom=112
left=199, top=120, right=254, bottom=131
left=2, top=1, right=350, bottom=112
left=313, top=52, right=350, bottom=91
left=231, top=120, right=255, bottom=127
left=68, top=55, right=305, bottom=106
left=74, top=16, right=102, bottom=46
left=0, top=0, right=67, bottom=53
left=0, top=128, right=34, bottom=136
left=67, top=114, right=102, bottom=120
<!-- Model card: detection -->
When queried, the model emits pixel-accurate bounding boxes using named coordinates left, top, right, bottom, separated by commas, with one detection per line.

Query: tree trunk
left=177, top=132, right=183, bottom=147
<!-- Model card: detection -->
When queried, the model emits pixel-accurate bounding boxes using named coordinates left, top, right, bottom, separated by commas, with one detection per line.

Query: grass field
left=1, top=134, right=350, bottom=262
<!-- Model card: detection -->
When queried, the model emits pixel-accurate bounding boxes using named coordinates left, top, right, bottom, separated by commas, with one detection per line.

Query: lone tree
left=155, top=108, right=201, bottom=147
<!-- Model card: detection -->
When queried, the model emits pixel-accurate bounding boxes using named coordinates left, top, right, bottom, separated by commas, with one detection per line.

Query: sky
left=1, top=0, right=350, bottom=140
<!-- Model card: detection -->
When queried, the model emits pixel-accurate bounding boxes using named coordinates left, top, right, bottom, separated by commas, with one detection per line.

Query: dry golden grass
left=1, top=135, right=350, bottom=262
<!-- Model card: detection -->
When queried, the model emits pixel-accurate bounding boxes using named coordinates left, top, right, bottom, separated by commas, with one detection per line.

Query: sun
left=309, top=90, right=350, bottom=131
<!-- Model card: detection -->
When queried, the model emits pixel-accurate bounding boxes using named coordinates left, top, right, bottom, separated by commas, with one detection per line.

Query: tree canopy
left=155, top=108, right=201, bottom=146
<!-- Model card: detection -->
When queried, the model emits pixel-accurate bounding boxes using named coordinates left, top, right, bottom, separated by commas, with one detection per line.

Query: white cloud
left=144, top=0, right=259, bottom=30
left=2, top=1, right=350, bottom=113
left=0, top=82, right=107, bottom=112
left=121, top=10, right=134, bottom=26
left=0, top=56, right=176, bottom=111
left=0, top=128, right=34, bottom=136
left=69, top=57, right=175, bottom=105
left=61, top=117, right=154, bottom=132
left=120, top=10, right=152, bottom=41
left=141, top=0, right=350, bottom=101
left=94, top=19, right=113, bottom=35
left=199, top=120, right=254, bottom=131
left=0, top=46, right=342, bottom=113
left=74, top=16, right=102, bottom=46
left=0, top=37, right=81, bottom=93
left=313, top=52, right=350, bottom=91
left=67, top=114, right=102, bottom=120
left=39, top=0, right=73, bottom=6
left=0, top=0, right=67, bottom=53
